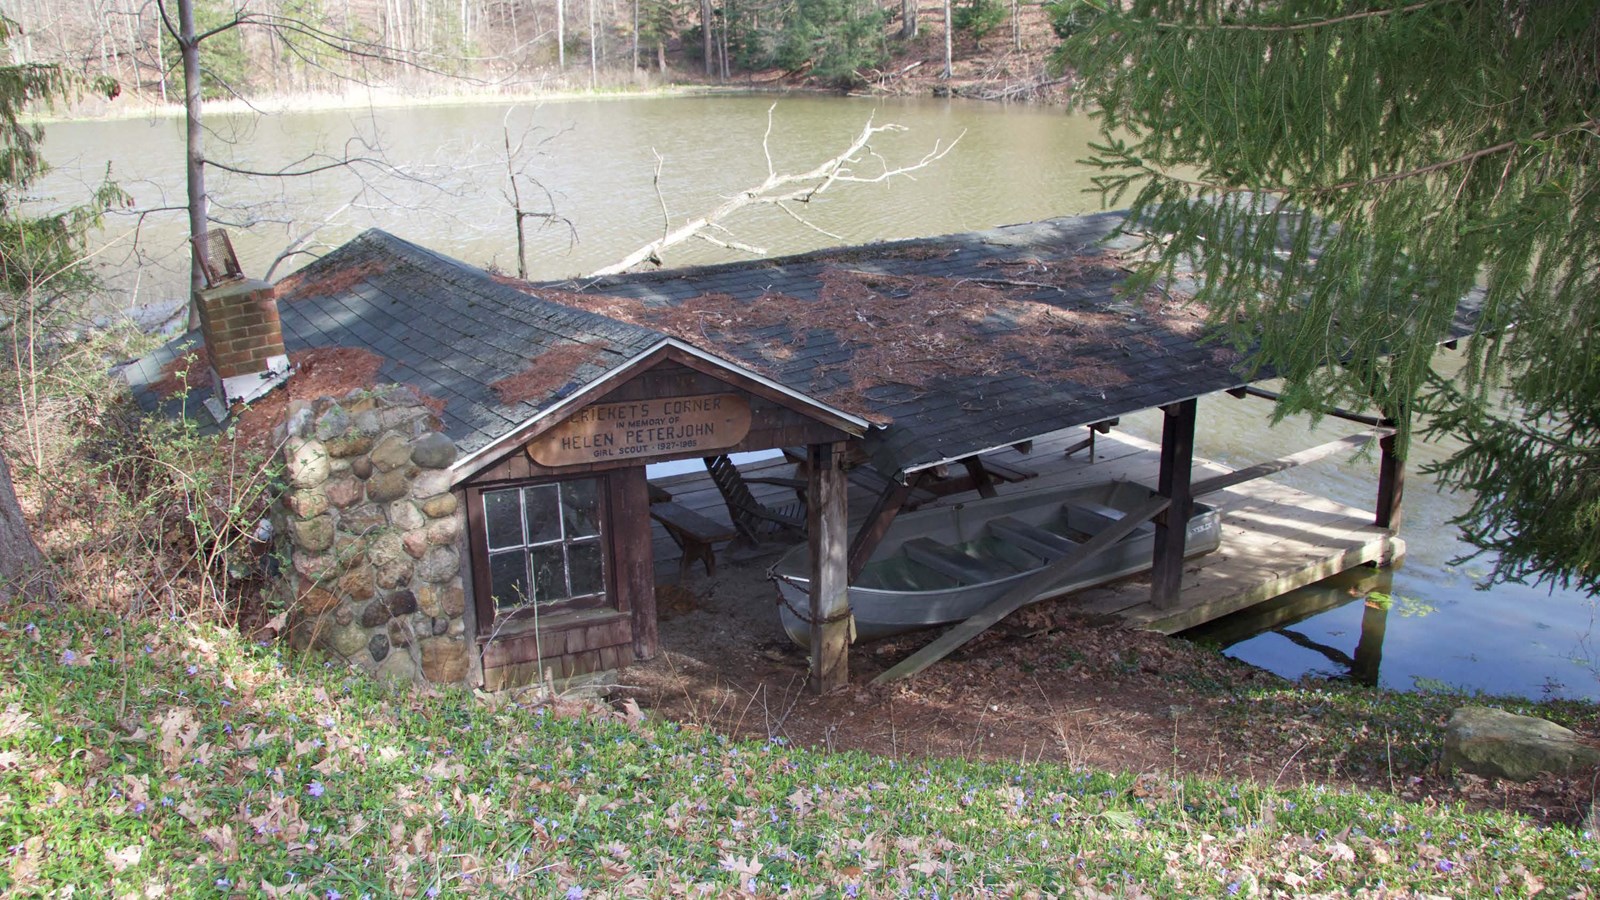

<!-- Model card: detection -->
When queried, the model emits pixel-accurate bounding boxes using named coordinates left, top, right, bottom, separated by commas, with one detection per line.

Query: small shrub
left=953, top=0, right=1008, bottom=49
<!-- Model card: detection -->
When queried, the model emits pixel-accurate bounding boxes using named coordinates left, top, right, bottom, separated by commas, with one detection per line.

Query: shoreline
left=29, top=79, right=860, bottom=126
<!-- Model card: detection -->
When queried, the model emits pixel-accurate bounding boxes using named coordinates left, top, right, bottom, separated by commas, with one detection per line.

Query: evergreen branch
left=1153, top=0, right=1458, bottom=33
left=1120, top=119, right=1598, bottom=198
left=1311, top=120, right=1600, bottom=195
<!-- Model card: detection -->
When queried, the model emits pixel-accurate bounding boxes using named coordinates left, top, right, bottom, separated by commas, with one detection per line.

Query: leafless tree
left=500, top=110, right=575, bottom=279
left=595, top=106, right=963, bottom=276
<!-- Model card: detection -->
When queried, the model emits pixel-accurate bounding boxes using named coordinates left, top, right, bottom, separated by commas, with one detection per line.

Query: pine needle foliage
left=1061, top=0, right=1600, bottom=594
left=0, top=16, right=124, bottom=304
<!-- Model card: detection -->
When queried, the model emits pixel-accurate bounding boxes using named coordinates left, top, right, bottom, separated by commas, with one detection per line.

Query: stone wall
left=276, top=384, right=473, bottom=686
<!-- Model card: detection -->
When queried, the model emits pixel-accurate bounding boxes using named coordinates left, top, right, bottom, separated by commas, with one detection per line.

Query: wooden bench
left=987, top=516, right=1076, bottom=561
left=1065, top=502, right=1155, bottom=539
left=980, top=458, right=1038, bottom=483
left=650, top=501, right=736, bottom=581
left=902, top=538, right=1019, bottom=585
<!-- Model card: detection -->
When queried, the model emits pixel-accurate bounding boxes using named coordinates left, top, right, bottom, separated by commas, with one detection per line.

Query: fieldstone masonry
left=275, top=384, right=472, bottom=686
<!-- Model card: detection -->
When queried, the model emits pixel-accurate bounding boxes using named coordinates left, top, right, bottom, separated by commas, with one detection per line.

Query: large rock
left=420, top=637, right=469, bottom=683
left=1443, top=706, right=1600, bottom=782
left=365, top=469, right=411, bottom=504
left=289, top=515, right=335, bottom=554
left=323, top=476, right=363, bottom=510
left=409, top=432, right=457, bottom=468
left=376, top=648, right=417, bottom=683
left=368, top=432, right=414, bottom=473
left=416, top=546, right=460, bottom=583
left=324, top=430, right=374, bottom=459
left=285, top=438, right=330, bottom=488
left=419, top=492, right=458, bottom=519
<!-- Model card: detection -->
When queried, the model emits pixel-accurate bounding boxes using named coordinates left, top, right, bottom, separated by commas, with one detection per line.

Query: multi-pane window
left=482, top=479, right=606, bottom=613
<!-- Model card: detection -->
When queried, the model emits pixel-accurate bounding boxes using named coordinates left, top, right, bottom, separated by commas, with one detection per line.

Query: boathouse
left=121, top=212, right=1437, bottom=693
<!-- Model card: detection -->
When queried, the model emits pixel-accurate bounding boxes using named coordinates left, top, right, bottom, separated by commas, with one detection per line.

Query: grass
left=2, top=600, right=1596, bottom=897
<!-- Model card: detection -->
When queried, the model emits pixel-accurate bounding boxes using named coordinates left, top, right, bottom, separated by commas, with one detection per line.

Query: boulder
left=285, top=438, right=330, bottom=489
left=419, top=493, right=458, bottom=518
left=375, top=648, right=417, bottom=683
left=365, top=470, right=411, bottom=504
left=289, top=515, right=335, bottom=555
left=324, top=431, right=375, bottom=459
left=409, top=432, right=457, bottom=468
left=388, top=500, right=425, bottom=532
left=323, top=476, right=364, bottom=510
left=1442, top=706, right=1600, bottom=782
left=368, top=432, right=414, bottom=473
left=313, top=404, right=351, bottom=441
left=416, top=546, right=461, bottom=583
left=420, top=637, right=469, bottom=683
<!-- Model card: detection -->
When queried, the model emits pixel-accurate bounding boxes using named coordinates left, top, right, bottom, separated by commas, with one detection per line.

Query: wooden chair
left=702, top=455, right=807, bottom=545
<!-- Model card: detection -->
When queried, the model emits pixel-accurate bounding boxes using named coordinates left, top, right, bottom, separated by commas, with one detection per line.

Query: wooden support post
left=848, top=476, right=914, bottom=582
left=619, top=468, right=659, bottom=660
left=808, top=441, right=850, bottom=693
left=1152, top=398, right=1197, bottom=610
left=1375, top=422, right=1404, bottom=530
left=1351, top=595, right=1389, bottom=686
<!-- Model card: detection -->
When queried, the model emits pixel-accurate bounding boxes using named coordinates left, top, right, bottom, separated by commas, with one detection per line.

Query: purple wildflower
left=565, top=887, right=585, bottom=900
left=306, top=781, right=325, bottom=798
left=1437, top=860, right=1455, bottom=873
left=60, top=650, right=76, bottom=665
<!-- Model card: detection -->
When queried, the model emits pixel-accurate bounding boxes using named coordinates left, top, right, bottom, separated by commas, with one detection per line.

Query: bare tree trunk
left=901, top=0, right=916, bottom=39
left=1011, top=0, right=1019, bottom=51
left=631, top=0, right=638, bottom=70
left=701, top=0, right=713, bottom=78
left=588, top=0, right=597, bottom=86
left=557, top=0, right=566, bottom=69
left=942, top=0, right=951, bottom=78
left=177, top=0, right=208, bottom=328
left=0, top=450, right=52, bottom=605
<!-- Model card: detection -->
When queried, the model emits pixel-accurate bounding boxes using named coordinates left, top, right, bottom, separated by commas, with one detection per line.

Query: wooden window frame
left=465, top=473, right=618, bottom=629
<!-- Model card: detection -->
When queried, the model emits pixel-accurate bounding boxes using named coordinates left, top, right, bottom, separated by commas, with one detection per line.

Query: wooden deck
left=647, top=427, right=1404, bottom=636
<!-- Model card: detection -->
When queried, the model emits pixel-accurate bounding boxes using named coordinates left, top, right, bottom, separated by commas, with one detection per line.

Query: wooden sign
left=528, top=393, right=752, bottom=467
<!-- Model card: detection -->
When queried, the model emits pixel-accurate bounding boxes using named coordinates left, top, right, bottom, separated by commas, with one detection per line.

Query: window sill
left=478, top=606, right=628, bottom=644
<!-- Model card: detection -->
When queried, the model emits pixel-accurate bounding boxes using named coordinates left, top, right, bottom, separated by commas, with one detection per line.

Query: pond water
left=38, top=94, right=1599, bottom=700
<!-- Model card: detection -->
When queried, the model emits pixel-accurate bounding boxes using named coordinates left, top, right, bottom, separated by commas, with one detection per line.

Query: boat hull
left=770, top=481, right=1222, bottom=647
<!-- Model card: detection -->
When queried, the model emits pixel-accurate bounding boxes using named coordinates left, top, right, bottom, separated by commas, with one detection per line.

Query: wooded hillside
left=3, top=0, right=1063, bottom=100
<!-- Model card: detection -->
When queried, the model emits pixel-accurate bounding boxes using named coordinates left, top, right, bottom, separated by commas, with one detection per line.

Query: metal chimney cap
left=193, top=229, right=245, bottom=288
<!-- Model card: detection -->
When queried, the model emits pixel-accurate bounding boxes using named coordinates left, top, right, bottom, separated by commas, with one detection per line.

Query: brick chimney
left=191, top=229, right=289, bottom=412
left=196, top=276, right=289, bottom=408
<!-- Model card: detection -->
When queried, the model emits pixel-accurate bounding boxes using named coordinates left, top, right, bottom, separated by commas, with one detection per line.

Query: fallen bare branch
left=592, top=106, right=962, bottom=277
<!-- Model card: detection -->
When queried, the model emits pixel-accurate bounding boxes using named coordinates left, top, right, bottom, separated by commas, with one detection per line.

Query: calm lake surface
left=41, top=94, right=1599, bottom=700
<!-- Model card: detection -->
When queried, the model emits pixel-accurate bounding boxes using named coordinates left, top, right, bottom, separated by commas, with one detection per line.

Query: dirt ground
left=616, top=544, right=1600, bottom=829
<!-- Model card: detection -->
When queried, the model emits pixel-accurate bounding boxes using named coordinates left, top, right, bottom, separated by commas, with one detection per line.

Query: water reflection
left=1186, top=568, right=1393, bottom=687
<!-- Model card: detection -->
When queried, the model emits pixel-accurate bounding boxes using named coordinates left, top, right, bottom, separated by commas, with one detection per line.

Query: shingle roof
left=541, top=212, right=1250, bottom=477
left=121, top=213, right=1264, bottom=478
left=122, top=230, right=668, bottom=456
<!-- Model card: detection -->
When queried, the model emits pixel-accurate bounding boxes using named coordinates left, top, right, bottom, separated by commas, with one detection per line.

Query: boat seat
left=902, top=538, right=1018, bottom=585
left=1065, top=501, right=1156, bottom=538
left=987, top=517, right=1077, bottom=561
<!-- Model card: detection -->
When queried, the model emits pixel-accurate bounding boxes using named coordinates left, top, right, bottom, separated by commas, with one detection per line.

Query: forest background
left=3, top=0, right=1063, bottom=103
